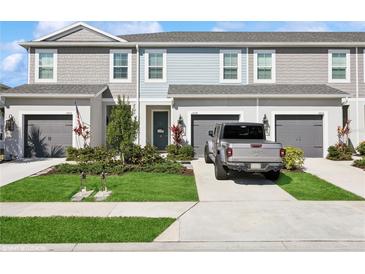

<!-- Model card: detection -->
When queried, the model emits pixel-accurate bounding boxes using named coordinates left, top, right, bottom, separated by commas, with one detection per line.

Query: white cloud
left=1, top=53, right=25, bottom=72
left=94, top=21, right=163, bottom=35
left=211, top=22, right=246, bottom=32
left=0, top=40, right=25, bottom=53
left=33, top=21, right=73, bottom=39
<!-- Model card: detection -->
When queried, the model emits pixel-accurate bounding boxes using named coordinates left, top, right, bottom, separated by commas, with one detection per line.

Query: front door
left=153, top=111, right=168, bottom=150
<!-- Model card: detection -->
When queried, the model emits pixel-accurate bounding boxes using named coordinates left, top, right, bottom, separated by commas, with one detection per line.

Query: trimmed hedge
left=356, top=141, right=365, bottom=155
left=353, top=157, right=365, bottom=170
left=166, top=144, right=194, bottom=161
left=66, top=146, right=116, bottom=162
left=282, top=146, right=305, bottom=170
left=55, top=160, right=185, bottom=175
left=327, top=144, right=353, bottom=161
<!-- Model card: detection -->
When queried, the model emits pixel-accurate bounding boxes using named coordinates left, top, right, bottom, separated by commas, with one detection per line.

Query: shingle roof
left=0, top=83, right=10, bottom=91
left=168, top=84, right=348, bottom=97
left=0, top=84, right=108, bottom=96
left=119, top=32, right=365, bottom=43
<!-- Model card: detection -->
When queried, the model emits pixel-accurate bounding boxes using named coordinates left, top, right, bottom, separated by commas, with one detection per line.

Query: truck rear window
left=222, top=125, right=264, bottom=139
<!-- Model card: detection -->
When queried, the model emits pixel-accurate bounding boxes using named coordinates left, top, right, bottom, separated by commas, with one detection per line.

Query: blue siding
left=140, top=48, right=247, bottom=98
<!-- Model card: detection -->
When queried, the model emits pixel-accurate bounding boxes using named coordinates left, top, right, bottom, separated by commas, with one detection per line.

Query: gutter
left=355, top=47, right=360, bottom=145
left=136, top=43, right=140, bottom=144
left=0, top=93, right=97, bottom=98
left=167, top=94, right=347, bottom=99
left=18, top=41, right=365, bottom=49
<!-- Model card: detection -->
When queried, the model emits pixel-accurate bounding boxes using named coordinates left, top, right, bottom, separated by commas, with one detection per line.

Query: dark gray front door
left=24, top=114, right=73, bottom=158
left=153, top=111, right=168, bottom=150
left=191, top=114, right=240, bottom=157
left=275, top=115, right=323, bottom=158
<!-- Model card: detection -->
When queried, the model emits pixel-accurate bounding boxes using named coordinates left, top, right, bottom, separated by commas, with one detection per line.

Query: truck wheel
left=204, top=145, right=213, bottom=164
left=215, top=156, right=228, bottom=180
left=264, top=171, right=281, bottom=181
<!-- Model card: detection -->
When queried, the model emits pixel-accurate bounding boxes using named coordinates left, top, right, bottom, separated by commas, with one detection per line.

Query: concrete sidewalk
left=1, top=241, right=364, bottom=252
left=305, top=158, right=365, bottom=198
left=156, top=201, right=365, bottom=242
left=0, top=202, right=196, bottom=218
left=0, top=158, right=65, bottom=187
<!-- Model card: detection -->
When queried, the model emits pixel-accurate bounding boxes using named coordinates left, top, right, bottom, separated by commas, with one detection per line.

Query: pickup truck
left=204, top=122, right=285, bottom=180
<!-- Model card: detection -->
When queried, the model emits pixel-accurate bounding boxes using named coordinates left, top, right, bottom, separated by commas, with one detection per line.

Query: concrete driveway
left=305, top=158, right=365, bottom=198
left=192, top=158, right=294, bottom=201
left=156, top=159, right=365, bottom=247
left=0, top=158, right=65, bottom=186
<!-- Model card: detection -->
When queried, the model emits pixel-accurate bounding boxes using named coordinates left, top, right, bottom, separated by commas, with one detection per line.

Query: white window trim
left=109, top=49, right=132, bottom=83
left=253, top=49, right=276, bottom=83
left=363, top=49, right=365, bottom=83
left=144, top=49, right=167, bottom=83
left=219, top=49, right=242, bottom=83
left=35, top=49, right=57, bottom=83
left=328, top=49, right=351, bottom=83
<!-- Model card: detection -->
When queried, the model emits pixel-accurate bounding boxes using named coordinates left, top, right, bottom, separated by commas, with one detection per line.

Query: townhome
left=1, top=22, right=364, bottom=159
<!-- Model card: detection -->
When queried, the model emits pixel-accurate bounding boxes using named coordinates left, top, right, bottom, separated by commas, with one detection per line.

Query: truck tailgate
left=227, top=143, right=282, bottom=163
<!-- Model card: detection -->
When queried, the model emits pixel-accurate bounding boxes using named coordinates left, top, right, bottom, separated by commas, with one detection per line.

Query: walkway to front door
left=152, top=111, right=168, bottom=150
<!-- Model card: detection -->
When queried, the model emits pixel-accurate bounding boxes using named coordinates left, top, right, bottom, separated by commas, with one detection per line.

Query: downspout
left=136, top=43, right=140, bottom=144
left=355, top=47, right=359, bottom=145
left=256, top=98, right=259, bottom=122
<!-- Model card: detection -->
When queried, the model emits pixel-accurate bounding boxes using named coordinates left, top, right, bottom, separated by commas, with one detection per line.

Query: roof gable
left=35, top=22, right=126, bottom=42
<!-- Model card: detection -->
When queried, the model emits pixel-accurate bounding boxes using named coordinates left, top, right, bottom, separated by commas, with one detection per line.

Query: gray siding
left=140, top=48, right=248, bottom=98
left=29, top=47, right=136, bottom=98
left=47, top=27, right=115, bottom=42
left=248, top=47, right=357, bottom=97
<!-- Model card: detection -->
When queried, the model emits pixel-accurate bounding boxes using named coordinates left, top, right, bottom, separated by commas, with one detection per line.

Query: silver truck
left=204, top=122, right=285, bottom=180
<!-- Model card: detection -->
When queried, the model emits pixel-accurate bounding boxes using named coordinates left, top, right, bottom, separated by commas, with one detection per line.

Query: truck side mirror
left=208, top=130, right=213, bottom=137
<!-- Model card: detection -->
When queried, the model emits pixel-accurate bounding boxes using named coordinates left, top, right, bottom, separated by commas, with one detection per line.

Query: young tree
left=106, top=95, right=139, bottom=163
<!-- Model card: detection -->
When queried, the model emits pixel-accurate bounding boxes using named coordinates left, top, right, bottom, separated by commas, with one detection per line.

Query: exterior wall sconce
left=262, top=114, right=270, bottom=136
left=5, top=114, right=15, bottom=132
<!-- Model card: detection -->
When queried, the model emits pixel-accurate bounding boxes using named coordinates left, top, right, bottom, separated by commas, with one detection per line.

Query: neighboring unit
left=0, top=22, right=364, bottom=159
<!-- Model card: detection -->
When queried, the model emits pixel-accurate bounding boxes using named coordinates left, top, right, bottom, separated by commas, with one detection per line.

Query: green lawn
left=0, top=172, right=198, bottom=202
left=277, top=171, right=364, bottom=200
left=0, top=217, right=174, bottom=244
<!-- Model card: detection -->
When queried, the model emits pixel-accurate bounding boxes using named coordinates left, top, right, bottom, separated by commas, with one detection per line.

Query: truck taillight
left=280, top=148, right=286, bottom=158
left=226, top=147, right=233, bottom=157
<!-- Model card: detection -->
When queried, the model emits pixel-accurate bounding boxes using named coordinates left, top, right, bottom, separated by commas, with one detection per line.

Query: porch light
left=262, top=114, right=270, bottom=136
left=5, top=114, right=15, bottom=132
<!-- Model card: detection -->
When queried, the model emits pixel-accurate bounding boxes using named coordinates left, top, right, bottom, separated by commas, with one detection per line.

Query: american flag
left=73, top=101, right=84, bottom=135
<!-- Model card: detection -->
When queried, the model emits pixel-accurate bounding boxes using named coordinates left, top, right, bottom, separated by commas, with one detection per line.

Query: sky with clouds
left=1, top=21, right=365, bottom=87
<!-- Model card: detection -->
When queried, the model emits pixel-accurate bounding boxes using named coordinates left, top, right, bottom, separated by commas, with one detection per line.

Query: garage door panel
left=192, top=114, right=239, bottom=157
left=275, top=115, right=323, bottom=158
left=24, top=115, right=73, bottom=158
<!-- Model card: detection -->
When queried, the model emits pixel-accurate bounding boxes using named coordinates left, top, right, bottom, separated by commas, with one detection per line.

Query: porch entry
left=152, top=111, right=169, bottom=150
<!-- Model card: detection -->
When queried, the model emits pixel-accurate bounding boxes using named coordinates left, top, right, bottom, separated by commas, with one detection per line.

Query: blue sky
left=1, top=21, right=365, bottom=87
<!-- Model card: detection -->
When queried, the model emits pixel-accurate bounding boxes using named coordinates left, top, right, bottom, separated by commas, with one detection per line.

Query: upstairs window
left=35, top=49, right=57, bottom=82
left=328, top=49, right=350, bottom=83
left=145, top=49, right=166, bottom=82
left=254, top=49, right=275, bottom=83
left=110, top=49, right=131, bottom=82
left=220, top=50, right=242, bottom=83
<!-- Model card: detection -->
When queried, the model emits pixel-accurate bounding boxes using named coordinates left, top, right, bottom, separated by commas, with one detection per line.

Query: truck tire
left=264, top=170, right=281, bottom=181
left=215, top=155, right=228, bottom=180
left=204, top=144, right=213, bottom=164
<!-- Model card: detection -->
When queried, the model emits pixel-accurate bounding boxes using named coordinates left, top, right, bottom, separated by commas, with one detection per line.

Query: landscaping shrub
left=55, top=160, right=184, bottom=175
left=282, top=146, right=305, bottom=170
left=327, top=144, right=352, bottom=161
left=356, top=141, right=365, bottom=155
left=141, top=144, right=163, bottom=165
left=353, top=157, right=365, bottom=170
left=66, top=146, right=116, bottom=162
left=167, top=144, right=194, bottom=161
left=123, top=144, right=143, bottom=165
